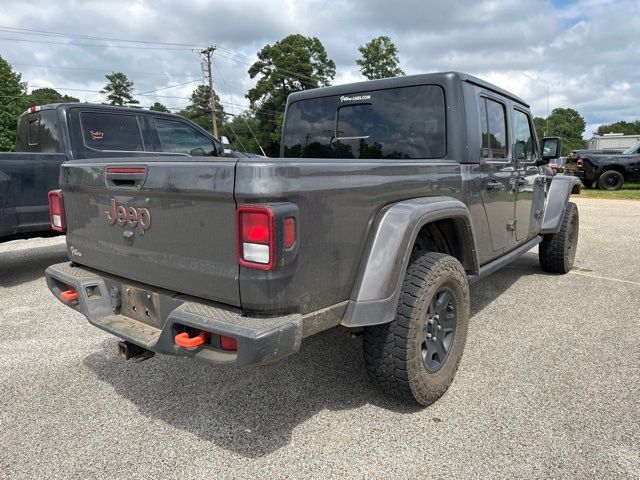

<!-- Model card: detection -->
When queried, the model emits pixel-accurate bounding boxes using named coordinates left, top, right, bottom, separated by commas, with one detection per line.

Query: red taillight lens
left=241, top=211, right=270, bottom=243
left=284, top=217, right=296, bottom=249
left=237, top=206, right=274, bottom=270
left=576, top=158, right=584, bottom=168
left=48, top=189, right=65, bottom=232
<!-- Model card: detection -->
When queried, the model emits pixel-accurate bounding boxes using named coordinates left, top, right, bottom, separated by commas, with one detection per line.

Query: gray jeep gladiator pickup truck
left=0, top=103, right=224, bottom=242
left=45, top=72, right=579, bottom=405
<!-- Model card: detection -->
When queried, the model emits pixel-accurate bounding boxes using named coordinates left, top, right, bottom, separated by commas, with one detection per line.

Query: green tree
left=547, top=108, right=587, bottom=154
left=177, top=85, right=226, bottom=135
left=533, top=116, right=546, bottom=141
left=149, top=101, right=170, bottom=112
left=219, top=112, right=262, bottom=154
left=247, top=34, right=336, bottom=155
left=356, top=35, right=405, bottom=80
left=27, top=87, right=79, bottom=106
left=0, top=56, right=27, bottom=151
left=595, top=120, right=640, bottom=136
left=537, top=108, right=587, bottom=155
left=101, top=72, right=139, bottom=106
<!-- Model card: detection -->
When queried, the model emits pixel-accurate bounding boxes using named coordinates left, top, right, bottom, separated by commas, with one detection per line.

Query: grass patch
left=575, top=181, right=640, bottom=200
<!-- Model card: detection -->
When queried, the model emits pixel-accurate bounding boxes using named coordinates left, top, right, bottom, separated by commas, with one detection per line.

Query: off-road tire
left=598, top=170, right=624, bottom=191
left=363, top=251, right=470, bottom=406
left=539, top=202, right=579, bottom=273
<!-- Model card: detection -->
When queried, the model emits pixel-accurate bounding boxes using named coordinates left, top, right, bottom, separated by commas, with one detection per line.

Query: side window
left=153, top=118, right=215, bottom=156
left=479, top=97, right=508, bottom=160
left=28, top=119, right=40, bottom=146
left=512, top=109, right=535, bottom=162
left=80, top=112, right=143, bottom=151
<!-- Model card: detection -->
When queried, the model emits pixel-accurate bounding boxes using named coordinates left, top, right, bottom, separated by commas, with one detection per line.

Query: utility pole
left=201, top=46, right=218, bottom=138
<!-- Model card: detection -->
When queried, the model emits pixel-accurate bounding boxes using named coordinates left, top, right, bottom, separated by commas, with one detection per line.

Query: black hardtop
left=287, top=71, right=529, bottom=108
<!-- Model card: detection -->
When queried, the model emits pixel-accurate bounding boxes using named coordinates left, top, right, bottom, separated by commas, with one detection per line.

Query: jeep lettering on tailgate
left=105, top=198, right=151, bottom=235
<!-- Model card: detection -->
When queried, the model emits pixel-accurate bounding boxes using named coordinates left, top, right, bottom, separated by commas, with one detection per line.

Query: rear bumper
left=45, top=262, right=305, bottom=367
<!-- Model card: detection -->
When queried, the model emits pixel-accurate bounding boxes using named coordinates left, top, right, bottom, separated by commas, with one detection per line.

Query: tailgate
left=60, top=158, right=240, bottom=306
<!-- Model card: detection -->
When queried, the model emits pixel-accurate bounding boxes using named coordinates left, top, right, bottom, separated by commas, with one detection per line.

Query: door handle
left=485, top=180, right=503, bottom=191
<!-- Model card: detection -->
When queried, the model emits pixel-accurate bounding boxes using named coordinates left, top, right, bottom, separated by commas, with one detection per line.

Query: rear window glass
left=80, top=112, right=143, bottom=151
left=282, top=85, right=446, bottom=159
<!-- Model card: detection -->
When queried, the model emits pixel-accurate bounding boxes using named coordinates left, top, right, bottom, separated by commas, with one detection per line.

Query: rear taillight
left=237, top=206, right=274, bottom=270
left=576, top=158, right=584, bottom=169
left=48, top=190, right=65, bottom=232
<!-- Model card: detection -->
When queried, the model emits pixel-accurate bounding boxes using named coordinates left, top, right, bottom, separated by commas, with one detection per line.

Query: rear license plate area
left=120, top=285, right=161, bottom=327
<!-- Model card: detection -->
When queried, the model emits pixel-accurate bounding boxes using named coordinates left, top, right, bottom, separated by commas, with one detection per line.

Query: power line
left=0, top=36, right=194, bottom=50
left=4, top=25, right=328, bottom=88
left=135, top=79, right=201, bottom=95
left=214, top=51, right=320, bottom=89
left=8, top=62, right=200, bottom=78
left=22, top=85, right=281, bottom=116
left=0, top=26, right=204, bottom=48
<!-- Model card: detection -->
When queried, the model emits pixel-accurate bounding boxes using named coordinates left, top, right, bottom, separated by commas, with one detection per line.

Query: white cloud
left=1, top=0, right=638, bottom=138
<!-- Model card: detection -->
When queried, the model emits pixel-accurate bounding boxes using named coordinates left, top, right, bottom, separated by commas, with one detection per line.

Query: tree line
left=1, top=33, right=638, bottom=155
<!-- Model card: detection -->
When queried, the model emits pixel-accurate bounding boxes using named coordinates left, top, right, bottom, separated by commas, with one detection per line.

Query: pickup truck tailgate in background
left=60, top=158, right=240, bottom=306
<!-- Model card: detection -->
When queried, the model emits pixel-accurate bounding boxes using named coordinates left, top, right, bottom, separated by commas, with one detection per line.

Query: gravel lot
left=1, top=197, right=638, bottom=479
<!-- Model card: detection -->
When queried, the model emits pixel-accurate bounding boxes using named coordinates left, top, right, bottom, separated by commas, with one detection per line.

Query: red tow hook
left=174, top=330, right=209, bottom=348
left=60, top=289, right=78, bottom=303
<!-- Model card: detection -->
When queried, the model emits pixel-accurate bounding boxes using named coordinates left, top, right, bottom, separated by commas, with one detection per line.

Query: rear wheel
left=598, top=170, right=624, bottom=191
left=539, top=202, right=579, bottom=273
left=363, top=251, right=470, bottom=406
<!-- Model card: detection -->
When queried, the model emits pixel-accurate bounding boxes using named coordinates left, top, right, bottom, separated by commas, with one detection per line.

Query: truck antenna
left=545, top=85, right=550, bottom=137
left=241, top=115, right=267, bottom=157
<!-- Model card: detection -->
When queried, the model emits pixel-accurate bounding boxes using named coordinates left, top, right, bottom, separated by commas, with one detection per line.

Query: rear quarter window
left=80, top=112, right=143, bottom=151
left=283, top=85, right=446, bottom=159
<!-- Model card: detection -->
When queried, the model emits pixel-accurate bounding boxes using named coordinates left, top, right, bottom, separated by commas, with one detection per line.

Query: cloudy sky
left=1, top=0, right=638, bottom=138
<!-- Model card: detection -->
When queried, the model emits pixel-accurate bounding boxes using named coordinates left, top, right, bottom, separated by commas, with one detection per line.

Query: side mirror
left=220, top=135, right=232, bottom=155
left=538, top=137, right=562, bottom=165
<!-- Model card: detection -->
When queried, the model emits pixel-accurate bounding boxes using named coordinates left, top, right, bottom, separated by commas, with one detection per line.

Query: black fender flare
left=541, top=176, right=580, bottom=234
left=341, top=197, right=478, bottom=327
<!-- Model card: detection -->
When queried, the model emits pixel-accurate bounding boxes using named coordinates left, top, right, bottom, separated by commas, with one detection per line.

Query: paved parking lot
left=1, top=197, right=638, bottom=479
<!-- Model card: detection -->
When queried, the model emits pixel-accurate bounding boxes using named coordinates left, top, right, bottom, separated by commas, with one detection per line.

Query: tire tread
left=363, top=251, right=469, bottom=405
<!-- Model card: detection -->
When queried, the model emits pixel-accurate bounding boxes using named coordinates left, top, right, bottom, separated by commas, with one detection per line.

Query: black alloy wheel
left=422, top=287, right=457, bottom=373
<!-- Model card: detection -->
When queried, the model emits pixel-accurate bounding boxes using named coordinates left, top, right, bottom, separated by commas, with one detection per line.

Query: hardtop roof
left=288, top=71, right=529, bottom=108
left=20, top=102, right=186, bottom=119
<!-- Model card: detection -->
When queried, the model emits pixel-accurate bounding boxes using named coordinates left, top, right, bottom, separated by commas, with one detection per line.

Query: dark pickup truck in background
left=46, top=72, right=579, bottom=406
left=0, top=104, right=224, bottom=242
left=566, top=142, right=640, bottom=190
